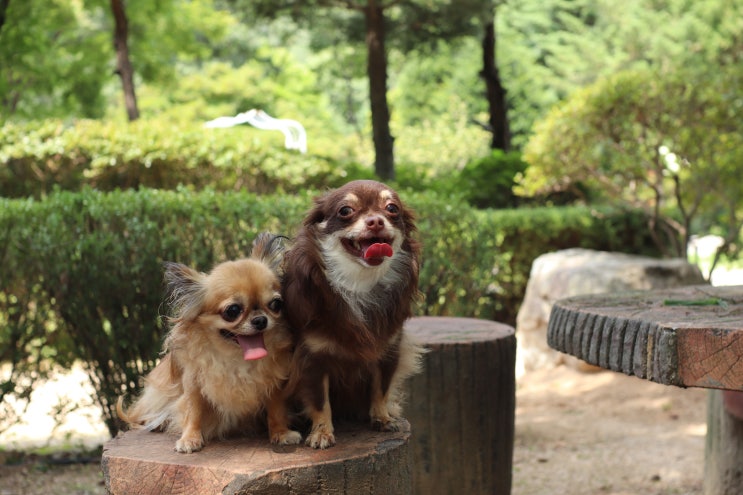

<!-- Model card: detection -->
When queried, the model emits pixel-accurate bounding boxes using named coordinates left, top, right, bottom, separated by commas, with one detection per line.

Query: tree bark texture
left=404, top=316, right=516, bottom=495
left=481, top=20, right=510, bottom=151
left=705, top=390, right=743, bottom=494
left=0, top=0, right=10, bottom=34
left=110, top=0, right=140, bottom=121
left=547, top=285, right=743, bottom=390
left=365, top=1, right=394, bottom=181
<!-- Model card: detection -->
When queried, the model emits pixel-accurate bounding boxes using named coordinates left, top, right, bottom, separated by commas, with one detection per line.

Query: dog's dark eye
left=385, top=203, right=400, bottom=216
left=338, top=206, right=354, bottom=218
left=222, top=304, right=243, bottom=322
left=268, top=297, right=283, bottom=313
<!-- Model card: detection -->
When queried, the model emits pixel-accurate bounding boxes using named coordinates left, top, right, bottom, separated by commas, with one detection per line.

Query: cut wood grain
left=547, top=284, right=743, bottom=495
left=102, top=421, right=411, bottom=494
left=547, top=284, right=743, bottom=389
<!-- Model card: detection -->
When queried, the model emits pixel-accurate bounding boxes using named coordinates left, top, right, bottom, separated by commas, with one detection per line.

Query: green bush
left=0, top=118, right=520, bottom=204
left=457, top=150, right=528, bottom=208
left=0, top=188, right=657, bottom=436
left=0, top=188, right=312, bottom=436
left=414, top=198, right=658, bottom=321
left=0, top=119, right=372, bottom=198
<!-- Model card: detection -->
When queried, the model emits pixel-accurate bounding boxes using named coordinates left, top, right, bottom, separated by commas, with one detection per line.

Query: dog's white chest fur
left=320, top=234, right=410, bottom=319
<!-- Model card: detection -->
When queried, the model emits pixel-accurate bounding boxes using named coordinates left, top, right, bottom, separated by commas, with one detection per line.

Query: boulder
left=515, top=248, right=705, bottom=377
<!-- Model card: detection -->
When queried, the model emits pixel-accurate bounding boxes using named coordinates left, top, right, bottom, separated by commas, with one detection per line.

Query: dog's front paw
left=271, top=429, right=302, bottom=446
left=305, top=424, right=335, bottom=449
left=175, top=434, right=204, bottom=453
left=372, top=415, right=403, bottom=432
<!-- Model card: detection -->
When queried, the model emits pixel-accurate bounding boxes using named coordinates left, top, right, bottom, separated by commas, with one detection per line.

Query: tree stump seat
left=547, top=284, right=743, bottom=495
left=102, top=422, right=412, bottom=494
left=404, top=316, right=516, bottom=495
left=102, top=316, right=517, bottom=495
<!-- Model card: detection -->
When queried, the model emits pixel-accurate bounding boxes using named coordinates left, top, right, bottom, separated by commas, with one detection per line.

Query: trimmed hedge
left=0, top=188, right=658, bottom=436
left=0, top=120, right=371, bottom=197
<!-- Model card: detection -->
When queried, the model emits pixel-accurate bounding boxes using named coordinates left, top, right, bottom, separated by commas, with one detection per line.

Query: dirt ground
left=513, top=365, right=706, bottom=495
left=0, top=364, right=707, bottom=495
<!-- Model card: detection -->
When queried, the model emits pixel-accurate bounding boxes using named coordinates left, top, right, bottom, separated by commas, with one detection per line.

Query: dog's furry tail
left=387, top=332, right=427, bottom=418
left=116, top=395, right=140, bottom=430
left=251, top=232, right=290, bottom=274
left=116, top=393, right=172, bottom=432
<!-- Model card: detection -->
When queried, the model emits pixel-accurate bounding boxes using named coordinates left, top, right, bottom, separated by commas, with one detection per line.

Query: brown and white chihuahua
left=282, top=180, right=423, bottom=448
left=117, top=233, right=301, bottom=453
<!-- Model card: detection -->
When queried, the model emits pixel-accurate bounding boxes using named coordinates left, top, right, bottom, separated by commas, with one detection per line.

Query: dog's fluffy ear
left=251, top=232, right=289, bottom=274
left=163, top=262, right=207, bottom=322
left=303, top=191, right=333, bottom=227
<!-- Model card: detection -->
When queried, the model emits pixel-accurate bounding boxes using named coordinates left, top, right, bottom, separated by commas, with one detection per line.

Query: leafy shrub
left=392, top=103, right=491, bottom=173
left=413, top=197, right=658, bottom=321
left=456, top=150, right=528, bottom=208
left=520, top=66, right=743, bottom=264
left=0, top=188, right=311, bottom=436
left=0, top=116, right=495, bottom=201
left=0, top=119, right=373, bottom=198
left=0, top=188, right=657, bottom=436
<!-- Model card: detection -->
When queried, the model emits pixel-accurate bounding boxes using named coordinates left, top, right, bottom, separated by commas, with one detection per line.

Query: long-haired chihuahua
left=117, top=233, right=301, bottom=453
left=282, top=180, right=423, bottom=449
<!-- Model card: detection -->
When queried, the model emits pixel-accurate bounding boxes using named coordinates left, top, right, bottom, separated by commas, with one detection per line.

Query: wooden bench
left=102, top=316, right=517, bottom=494
left=547, top=284, right=743, bottom=495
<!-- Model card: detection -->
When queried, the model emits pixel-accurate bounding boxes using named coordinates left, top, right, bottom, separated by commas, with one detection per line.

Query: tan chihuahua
left=117, top=233, right=301, bottom=452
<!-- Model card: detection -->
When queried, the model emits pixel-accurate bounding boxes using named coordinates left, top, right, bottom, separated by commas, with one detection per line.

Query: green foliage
left=123, top=0, right=233, bottom=82
left=521, top=65, right=743, bottom=263
left=137, top=47, right=332, bottom=126
left=497, top=0, right=743, bottom=148
left=393, top=147, right=528, bottom=209
left=5, top=0, right=743, bottom=161
left=391, top=107, right=492, bottom=188
left=0, top=119, right=372, bottom=198
left=0, top=0, right=233, bottom=120
left=1, top=188, right=656, bottom=435
left=0, top=1, right=110, bottom=118
left=414, top=197, right=658, bottom=321
left=0, top=116, right=496, bottom=200
left=389, top=39, right=485, bottom=127
left=457, top=150, right=527, bottom=208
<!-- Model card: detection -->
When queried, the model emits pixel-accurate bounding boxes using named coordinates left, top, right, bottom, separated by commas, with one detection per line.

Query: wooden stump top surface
left=103, top=421, right=410, bottom=495
left=547, top=284, right=743, bottom=390
left=404, top=316, right=514, bottom=345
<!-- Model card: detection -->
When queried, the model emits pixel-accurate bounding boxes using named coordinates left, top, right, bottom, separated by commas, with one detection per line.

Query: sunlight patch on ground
left=0, top=363, right=109, bottom=450
left=683, top=422, right=707, bottom=437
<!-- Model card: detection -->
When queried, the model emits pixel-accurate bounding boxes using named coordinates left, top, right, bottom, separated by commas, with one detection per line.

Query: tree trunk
left=480, top=20, right=510, bottom=151
left=365, top=1, right=394, bottom=181
left=704, top=390, right=743, bottom=495
left=404, top=317, right=516, bottom=495
left=110, top=0, right=139, bottom=122
left=0, top=0, right=10, bottom=33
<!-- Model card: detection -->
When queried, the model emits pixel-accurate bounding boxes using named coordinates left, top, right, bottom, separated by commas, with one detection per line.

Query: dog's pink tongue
left=364, top=243, right=393, bottom=260
left=236, top=334, right=268, bottom=361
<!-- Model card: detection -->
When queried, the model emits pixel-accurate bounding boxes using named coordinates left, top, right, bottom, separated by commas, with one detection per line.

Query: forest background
left=3, top=0, right=743, bottom=264
left=2, top=0, right=743, bottom=451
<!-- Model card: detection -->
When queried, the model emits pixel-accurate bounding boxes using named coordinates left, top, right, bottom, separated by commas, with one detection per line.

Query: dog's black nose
left=251, top=316, right=268, bottom=331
